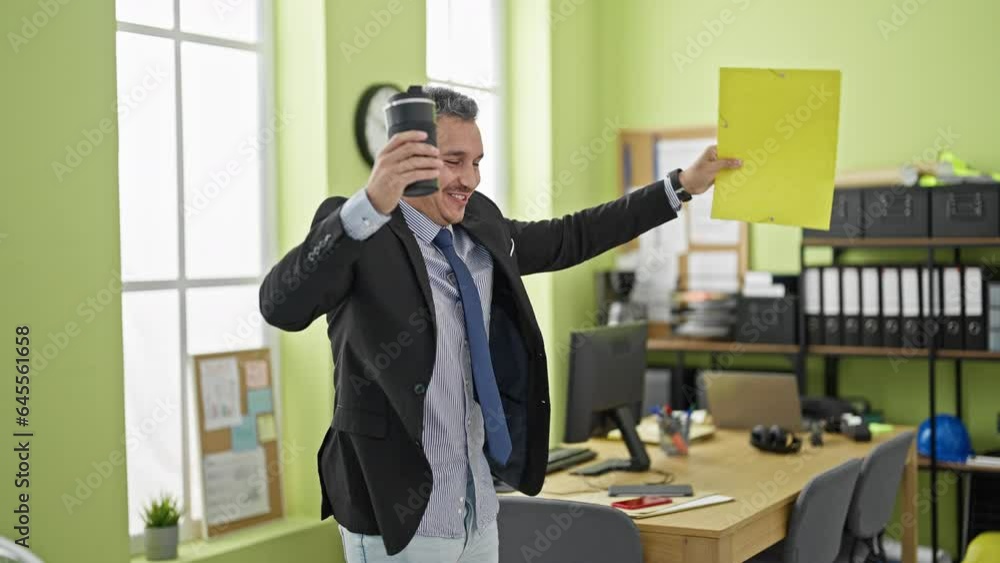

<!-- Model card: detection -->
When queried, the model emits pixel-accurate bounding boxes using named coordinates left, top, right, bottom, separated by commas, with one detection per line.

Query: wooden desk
left=526, top=429, right=917, bottom=563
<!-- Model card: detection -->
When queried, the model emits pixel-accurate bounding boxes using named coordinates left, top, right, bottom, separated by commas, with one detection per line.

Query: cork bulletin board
left=618, top=126, right=749, bottom=283
left=193, top=348, right=283, bottom=537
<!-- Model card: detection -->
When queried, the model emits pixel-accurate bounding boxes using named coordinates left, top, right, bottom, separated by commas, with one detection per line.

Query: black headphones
left=750, top=424, right=802, bottom=454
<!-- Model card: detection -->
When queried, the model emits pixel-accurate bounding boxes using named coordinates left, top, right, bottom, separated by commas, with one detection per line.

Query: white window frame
left=115, top=0, right=278, bottom=552
left=426, top=0, right=507, bottom=211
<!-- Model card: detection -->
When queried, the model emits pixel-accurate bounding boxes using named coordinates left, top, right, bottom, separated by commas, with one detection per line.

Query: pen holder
left=658, top=415, right=690, bottom=457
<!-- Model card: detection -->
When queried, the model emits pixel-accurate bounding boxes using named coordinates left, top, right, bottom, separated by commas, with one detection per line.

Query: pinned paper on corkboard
left=244, top=359, right=270, bottom=389
left=193, top=348, right=282, bottom=537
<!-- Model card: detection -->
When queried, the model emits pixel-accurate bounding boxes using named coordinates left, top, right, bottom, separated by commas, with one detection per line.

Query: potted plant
left=142, top=493, right=181, bottom=560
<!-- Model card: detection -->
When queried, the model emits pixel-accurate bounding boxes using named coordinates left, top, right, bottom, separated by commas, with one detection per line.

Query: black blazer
left=259, top=181, right=677, bottom=555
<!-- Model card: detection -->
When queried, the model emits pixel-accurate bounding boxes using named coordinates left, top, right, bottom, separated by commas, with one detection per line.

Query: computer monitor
left=563, top=322, right=650, bottom=475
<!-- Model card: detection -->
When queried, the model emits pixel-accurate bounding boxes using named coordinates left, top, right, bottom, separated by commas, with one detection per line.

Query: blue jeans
left=338, top=474, right=498, bottom=563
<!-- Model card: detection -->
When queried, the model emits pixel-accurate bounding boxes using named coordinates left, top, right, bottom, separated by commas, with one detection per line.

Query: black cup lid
left=387, top=85, right=434, bottom=108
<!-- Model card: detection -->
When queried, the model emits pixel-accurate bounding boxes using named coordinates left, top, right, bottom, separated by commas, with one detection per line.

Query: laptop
left=702, top=371, right=803, bottom=430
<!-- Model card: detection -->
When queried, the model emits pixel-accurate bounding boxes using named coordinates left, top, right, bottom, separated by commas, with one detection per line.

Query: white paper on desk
left=199, top=357, right=243, bottom=431
left=627, top=494, right=734, bottom=520
left=687, top=251, right=740, bottom=293
left=203, top=448, right=270, bottom=525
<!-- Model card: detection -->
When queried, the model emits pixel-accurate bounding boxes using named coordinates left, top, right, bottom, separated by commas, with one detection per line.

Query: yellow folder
left=712, top=68, right=842, bottom=230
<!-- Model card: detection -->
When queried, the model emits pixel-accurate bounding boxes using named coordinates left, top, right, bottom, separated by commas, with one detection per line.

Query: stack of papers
left=621, top=494, right=735, bottom=520
left=672, top=291, right=738, bottom=338
left=743, top=271, right=786, bottom=298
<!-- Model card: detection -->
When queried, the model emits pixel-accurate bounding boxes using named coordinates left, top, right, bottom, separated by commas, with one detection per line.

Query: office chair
left=497, top=496, right=643, bottom=563
left=836, top=431, right=916, bottom=563
left=750, top=458, right=862, bottom=563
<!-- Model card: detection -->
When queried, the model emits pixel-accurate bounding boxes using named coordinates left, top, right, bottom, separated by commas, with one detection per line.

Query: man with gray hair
left=260, top=85, right=740, bottom=562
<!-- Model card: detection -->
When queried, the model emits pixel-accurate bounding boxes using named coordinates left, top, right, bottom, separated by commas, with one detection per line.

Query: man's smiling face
left=402, top=115, right=483, bottom=226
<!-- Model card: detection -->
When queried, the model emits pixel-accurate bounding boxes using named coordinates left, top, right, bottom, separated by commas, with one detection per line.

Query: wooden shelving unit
left=810, top=345, right=1000, bottom=360
left=802, top=237, right=1000, bottom=248
left=646, top=338, right=798, bottom=355
left=647, top=234, right=1000, bottom=562
left=648, top=339, right=1000, bottom=361
left=802, top=235, right=1000, bottom=562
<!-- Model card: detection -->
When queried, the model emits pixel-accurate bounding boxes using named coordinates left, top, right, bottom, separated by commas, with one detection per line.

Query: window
left=114, top=0, right=274, bottom=550
left=426, top=0, right=506, bottom=209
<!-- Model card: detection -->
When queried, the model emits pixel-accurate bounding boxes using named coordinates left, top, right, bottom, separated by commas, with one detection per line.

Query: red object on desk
left=611, top=496, right=674, bottom=510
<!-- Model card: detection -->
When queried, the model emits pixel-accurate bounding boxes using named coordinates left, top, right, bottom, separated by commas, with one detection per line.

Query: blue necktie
left=432, top=228, right=512, bottom=466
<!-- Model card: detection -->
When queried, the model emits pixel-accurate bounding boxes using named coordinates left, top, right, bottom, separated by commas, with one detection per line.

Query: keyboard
left=546, top=447, right=597, bottom=474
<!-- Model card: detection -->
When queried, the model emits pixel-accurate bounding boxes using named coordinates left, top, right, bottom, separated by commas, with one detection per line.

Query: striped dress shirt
left=341, top=192, right=499, bottom=538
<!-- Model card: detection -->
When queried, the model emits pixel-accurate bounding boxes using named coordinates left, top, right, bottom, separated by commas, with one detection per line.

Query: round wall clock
left=354, top=83, right=402, bottom=166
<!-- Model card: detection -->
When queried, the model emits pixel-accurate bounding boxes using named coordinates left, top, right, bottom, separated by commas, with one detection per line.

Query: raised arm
left=259, top=130, right=442, bottom=331
left=506, top=145, right=741, bottom=275
left=506, top=181, right=676, bottom=276
left=258, top=196, right=361, bottom=332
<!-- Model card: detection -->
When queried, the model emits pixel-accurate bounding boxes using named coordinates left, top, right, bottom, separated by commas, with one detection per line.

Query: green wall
left=506, top=0, right=555, bottom=434
left=1, top=1, right=130, bottom=561
left=272, top=0, right=334, bottom=525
